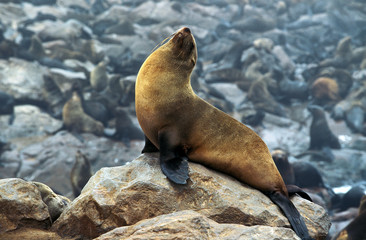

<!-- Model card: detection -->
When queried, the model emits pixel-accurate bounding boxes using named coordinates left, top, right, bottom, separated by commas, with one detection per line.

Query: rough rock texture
left=52, top=153, right=330, bottom=240
left=0, top=228, right=64, bottom=240
left=15, top=131, right=143, bottom=197
left=1, top=0, right=365, bottom=238
left=95, top=210, right=301, bottom=240
left=0, top=178, right=51, bottom=233
left=0, top=105, right=62, bottom=140
left=0, top=59, right=48, bottom=100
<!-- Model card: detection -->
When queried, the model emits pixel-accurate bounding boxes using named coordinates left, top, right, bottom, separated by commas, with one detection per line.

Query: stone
left=0, top=178, right=50, bottom=233
left=52, top=153, right=330, bottom=239
left=0, top=228, right=63, bottom=240
left=0, top=58, right=48, bottom=100
left=95, top=210, right=301, bottom=240
left=16, top=132, right=142, bottom=196
left=32, top=181, right=71, bottom=222
left=0, top=105, right=62, bottom=141
left=37, top=19, right=92, bottom=42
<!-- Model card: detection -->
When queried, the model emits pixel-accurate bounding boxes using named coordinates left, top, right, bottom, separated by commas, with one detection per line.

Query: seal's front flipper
left=160, top=156, right=189, bottom=184
left=158, top=130, right=189, bottom=185
left=142, top=135, right=159, bottom=153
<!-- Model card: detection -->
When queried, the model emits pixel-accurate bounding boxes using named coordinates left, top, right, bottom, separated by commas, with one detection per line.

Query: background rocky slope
left=0, top=0, right=366, bottom=239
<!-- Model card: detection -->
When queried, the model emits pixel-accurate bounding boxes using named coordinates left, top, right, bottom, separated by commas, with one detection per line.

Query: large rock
left=0, top=178, right=50, bottom=233
left=95, top=210, right=301, bottom=240
left=16, top=132, right=143, bottom=197
left=0, top=105, right=62, bottom=140
left=0, top=228, right=63, bottom=240
left=52, top=153, right=330, bottom=239
left=0, top=59, right=49, bottom=100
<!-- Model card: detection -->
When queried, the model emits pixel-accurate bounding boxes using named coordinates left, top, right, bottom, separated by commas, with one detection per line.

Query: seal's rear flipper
left=158, top=130, right=189, bottom=185
left=142, top=135, right=159, bottom=153
left=286, top=185, right=313, bottom=202
left=268, top=191, right=314, bottom=240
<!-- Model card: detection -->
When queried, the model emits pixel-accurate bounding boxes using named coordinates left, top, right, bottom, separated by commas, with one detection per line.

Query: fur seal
left=311, top=77, right=340, bottom=105
left=0, top=90, right=15, bottom=124
left=292, top=161, right=325, bottom=189
left=271, top=148, right=295, bottom=185
left=111, top=107, right=144, bottom=145
left=336, top=186, right=365, bottom=212
left=90, top=61, right=108, bottom=92
left=70, top=150, right=93, bottom=198
left=247, top=78, right=287, bottom=117
left=32, top=181, right=70, bottom=222
left=135, top=27, right=313, bottom=240
left=296, top=105, right=340, bottom=162
left=308, top=105, right=341, bottom=151
left=333, top=195, right=366, bottom=240
left=61, top=89, right=104, bottom=137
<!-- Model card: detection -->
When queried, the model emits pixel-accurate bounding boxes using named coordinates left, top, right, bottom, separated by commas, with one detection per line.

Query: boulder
left=0, top=105, right=62, bottom=140
left=52, top=153, right=330, bottom=239
left=0, top=178, right=50, bottom=233
left=16, top=132, right=142, bottom=196
left=95, top=210, right=301, bottom=240
left=0, top=59, right=49, bottom=100
left=0, top=228, right=63, bottom=240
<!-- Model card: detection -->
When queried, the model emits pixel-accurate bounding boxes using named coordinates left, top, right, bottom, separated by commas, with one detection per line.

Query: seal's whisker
left=151, top=33, right=175, bottom=53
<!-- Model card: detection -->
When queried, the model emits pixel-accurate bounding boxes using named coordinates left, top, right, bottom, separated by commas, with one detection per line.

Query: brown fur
left=311, top=77, right=339, bottom=102
left=135, top=27, right=286, bottom=195
left=62, top=91, right=104, bottom=136
left=272, top=149, right=295, bottom=185
left=70, top=150, right=93, bottom=198
left=334, top=195, right=366, bottom=240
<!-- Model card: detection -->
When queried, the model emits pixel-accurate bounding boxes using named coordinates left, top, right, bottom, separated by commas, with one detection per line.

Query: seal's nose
left=182, top=27, right=191, bottom=33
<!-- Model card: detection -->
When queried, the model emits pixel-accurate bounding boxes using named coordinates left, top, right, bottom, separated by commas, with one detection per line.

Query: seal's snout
left=182, top=27, right=191, bottom=33
left=177, top=27, right=191, bottom=35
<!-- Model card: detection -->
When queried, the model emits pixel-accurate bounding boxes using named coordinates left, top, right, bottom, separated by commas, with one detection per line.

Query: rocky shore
left=1, top=0, right=366, bottom=239
left=1, top=154, right=330, bottom=239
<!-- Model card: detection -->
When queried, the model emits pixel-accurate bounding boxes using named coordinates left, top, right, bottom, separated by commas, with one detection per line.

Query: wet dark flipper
left=142, top=135, right=159, bottom=153
left=158, top=130, right=189, bottom=185
left=268, top=191, right=314, bottom=240
left=160, top=156, right=189, bottom=184
left=286, top=185, right=313, bottom=202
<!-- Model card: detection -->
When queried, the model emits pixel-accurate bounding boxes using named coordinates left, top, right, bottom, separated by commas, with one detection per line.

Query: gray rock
left=0, top=105, right=62, bottom=140
left=0, top=3, right=26, bottom=25
left=37, top=19, right=92, bottom=42
left=32, top=181, right=70, bottom=222
left=49, top=68, right=86, bottom=94
left=0, top=178, right=50, bottom=233
left=0, top=59, right=48, bottom=100
left=95, top=210, right=301, bottom=240
left=17, top=132, right=142, bottom=196
left=52, top=153, right=330, bottom=239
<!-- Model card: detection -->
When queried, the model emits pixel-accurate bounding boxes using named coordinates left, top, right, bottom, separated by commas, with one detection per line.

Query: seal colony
left=135, top=27, right=313, bottom=240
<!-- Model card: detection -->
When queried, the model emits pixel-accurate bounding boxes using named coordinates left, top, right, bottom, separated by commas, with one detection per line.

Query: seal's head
left=152, top=27, right=197, bottom=75
left=170, top=27, right=197, bottom=67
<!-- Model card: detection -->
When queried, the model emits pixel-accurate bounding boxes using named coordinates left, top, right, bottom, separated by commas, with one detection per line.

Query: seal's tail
left=268, top=191, right=314, bottom=240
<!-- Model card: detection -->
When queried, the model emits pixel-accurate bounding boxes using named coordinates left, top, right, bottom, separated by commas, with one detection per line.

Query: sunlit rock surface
left=95, top=210, right=301, bottom=240
left=52, top=153, right=330, bottom=240
left=0, top=178, right=51, bottom=233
